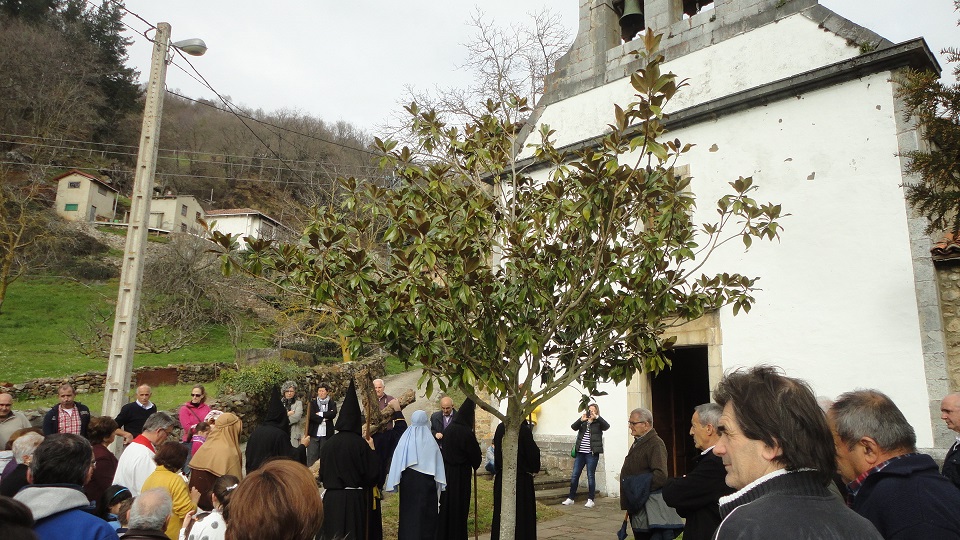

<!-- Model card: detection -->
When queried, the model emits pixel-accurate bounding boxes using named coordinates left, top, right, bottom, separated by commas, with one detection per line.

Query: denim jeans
left=568, top=451, right=599, bottom=500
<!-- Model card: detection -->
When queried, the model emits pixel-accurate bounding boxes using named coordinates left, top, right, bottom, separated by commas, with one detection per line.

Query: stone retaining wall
left=2, top=363, right=233, bottom=401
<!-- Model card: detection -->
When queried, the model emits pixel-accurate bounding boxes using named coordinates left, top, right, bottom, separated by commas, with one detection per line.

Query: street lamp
left=102, top=23, right=207, bottom=424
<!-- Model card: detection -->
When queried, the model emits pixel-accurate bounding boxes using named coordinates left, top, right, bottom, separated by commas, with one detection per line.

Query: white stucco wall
left=522, top=15, right=934, bottom=497
left=56, top=174, right=117, bottom=222
left=521, top=13, right=862, bottom=158
left=207, top=213, right=278, bottom=249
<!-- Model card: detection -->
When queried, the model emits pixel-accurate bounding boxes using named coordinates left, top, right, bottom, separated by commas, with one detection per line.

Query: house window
left=97, top=186, right=107, bottom=196
left=195, top=211, right=202, bottom=222
left=64, top=203, right=79, bottom=211
left=68, top=181, right=81, bottom=189
left=181, top=204, right=188, bottom=216
left=180, top=223, right=187, bottom=233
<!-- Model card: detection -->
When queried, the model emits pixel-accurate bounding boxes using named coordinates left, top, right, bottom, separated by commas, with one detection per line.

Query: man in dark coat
left=831, top=390, right=960, bottom=539
left=940, top=392, right=960, bottom=488
left=318, top=380, right=380, bottom=540
left=42, top=384, right=91, bottom=437
left=244, top=386, right=309, bottom=474
left=436, top=398, right=482, bottom=540
left=491, top=419, right=540, bottom=540
left=662, top=403, right=734, bottom=540
left=306, top=383, right=337, bottom=466
left=430, top=396, right=456, bottom=446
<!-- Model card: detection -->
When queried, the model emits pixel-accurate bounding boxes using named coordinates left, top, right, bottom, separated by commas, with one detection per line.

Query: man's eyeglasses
left=628, top=420, right=647, bottom=425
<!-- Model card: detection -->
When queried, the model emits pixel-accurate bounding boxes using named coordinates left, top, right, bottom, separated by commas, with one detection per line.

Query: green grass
left=380, top=473, right=561, bottom=540
left=15, top=381, right=222, bottom=414
left=0, top=277, right=268, bottom=383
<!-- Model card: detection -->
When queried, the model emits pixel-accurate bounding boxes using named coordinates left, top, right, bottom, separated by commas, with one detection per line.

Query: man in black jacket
left=940, top=392, right=960, bottom=488
left=114, top=385, right=157, bottom=443
left=41, top=384, right=91, bottom=437
left=662, top=403, right=734, bottom=540
left=306, top=383, right=337, bottom=466
left=430, top=396, right=456, bottom=445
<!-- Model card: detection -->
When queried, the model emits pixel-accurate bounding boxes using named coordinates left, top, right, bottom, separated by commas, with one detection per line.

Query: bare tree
left=382, top=7, right=572, bottom=142
left=0, top=167, right=56, bottom=314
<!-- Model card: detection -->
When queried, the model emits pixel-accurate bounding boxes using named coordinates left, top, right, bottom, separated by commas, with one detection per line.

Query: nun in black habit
left=318, top=379, right=381, bottom=540
left=490, top=420, right=541, bottom=540
left=436, top=398, right=482, bottom=540
left=244, top=385, right=308, bottom=474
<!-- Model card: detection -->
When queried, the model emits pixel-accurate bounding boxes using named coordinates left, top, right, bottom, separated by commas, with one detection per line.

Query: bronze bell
left=620, top=0, right=644, bottom=42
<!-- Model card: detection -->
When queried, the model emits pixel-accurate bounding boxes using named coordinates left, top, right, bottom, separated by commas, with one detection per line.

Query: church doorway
left=650, top=345, right=711, bottom=477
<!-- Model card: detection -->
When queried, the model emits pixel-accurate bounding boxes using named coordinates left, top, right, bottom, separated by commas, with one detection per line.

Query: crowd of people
left=4, top=368, right=960, bottom=540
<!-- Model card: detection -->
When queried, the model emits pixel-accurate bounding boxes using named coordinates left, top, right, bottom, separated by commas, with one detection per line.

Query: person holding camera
left=562, top=403, right=610, bottom=508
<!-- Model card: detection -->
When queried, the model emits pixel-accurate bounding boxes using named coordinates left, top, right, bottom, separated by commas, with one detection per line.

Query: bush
left=63, top=258, right=119, bottom=281
left=220, top=360, right=309, bottom=395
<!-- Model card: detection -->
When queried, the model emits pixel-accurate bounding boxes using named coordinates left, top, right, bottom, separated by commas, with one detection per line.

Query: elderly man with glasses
left=113, top=412, right=178, bottom=496
left=620, top=408, right=669, bottom=540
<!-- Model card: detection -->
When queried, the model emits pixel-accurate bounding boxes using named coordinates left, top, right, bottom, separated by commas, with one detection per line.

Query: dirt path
left=381, top=368, right=438, bottom=421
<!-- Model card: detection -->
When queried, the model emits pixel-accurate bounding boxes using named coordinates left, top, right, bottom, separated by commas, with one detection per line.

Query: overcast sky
left=120, top=0, right=957, bottom=134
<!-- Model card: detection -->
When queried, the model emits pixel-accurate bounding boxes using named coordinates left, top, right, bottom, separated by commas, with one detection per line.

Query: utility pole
left=102, top=23, right=172, bottom=421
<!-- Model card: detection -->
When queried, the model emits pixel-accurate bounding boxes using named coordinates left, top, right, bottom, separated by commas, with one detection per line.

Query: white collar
left=701, top=445, right=716, bottom=456
left=137, top=401, right=154, bottom=410
left=718, top=468, right=790, bottom=506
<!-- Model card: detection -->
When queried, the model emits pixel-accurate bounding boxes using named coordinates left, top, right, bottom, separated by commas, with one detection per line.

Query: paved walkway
left=477, top=496, right=626, bottom=540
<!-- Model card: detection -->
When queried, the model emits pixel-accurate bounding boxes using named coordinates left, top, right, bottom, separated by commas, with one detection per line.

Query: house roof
left=206, top=208, right=284, bottom=227
left=51, top=169, right=119, bottom=193
left=932, top=234, right=960, bottom=262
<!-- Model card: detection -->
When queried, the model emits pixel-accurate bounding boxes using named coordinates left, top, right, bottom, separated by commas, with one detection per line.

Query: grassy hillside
left=0, top=276, right=268, bottom=383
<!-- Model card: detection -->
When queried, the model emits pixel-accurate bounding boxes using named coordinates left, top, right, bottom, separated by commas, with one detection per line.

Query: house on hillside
left=205, top=208, right=290, bottom=250
left=517, top=0, right=946, bottom=497
left=53, top=170, right=119, bottom=222
left=149, top=194, right=205, bottom=234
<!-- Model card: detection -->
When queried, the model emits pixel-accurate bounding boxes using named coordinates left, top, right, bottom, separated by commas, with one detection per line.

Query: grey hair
left=693, top=403, right=722, bottom=427
left=12, top=432, right=43, bottom=463
left=281, top=381, right=297, bottom=393
left=128, top=488, right=173, bottom=531
left=142, top=412, right=178, bottom=433
left=630, top=408, right=652, bottom=424
left=829, top=389, right=916, bottom=452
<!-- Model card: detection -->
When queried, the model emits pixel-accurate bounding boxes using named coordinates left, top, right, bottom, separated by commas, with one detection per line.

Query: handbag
left=571, top=445, right=577, bottom=458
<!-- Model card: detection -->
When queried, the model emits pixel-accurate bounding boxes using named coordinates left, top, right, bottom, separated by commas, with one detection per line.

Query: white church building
left=518, top=0, right=946, bottom=497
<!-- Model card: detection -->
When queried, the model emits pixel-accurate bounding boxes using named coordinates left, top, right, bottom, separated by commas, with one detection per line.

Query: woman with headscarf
left=244, top=386, right=309, bottom=474
left=436, top=398, right=482, bottom=540
left=317, top=379, right=380, bottom=540
left=281, top=381, right=303, bottom=447
left=384, top=410, right=446, bottom=540
left=188, top=412, right=243, bottom=511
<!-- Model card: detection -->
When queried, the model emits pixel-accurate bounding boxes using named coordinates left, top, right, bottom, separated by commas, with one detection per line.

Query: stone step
left=535, top=486, right=606, bottom=505
left=533, top=475, right=569, bottom=490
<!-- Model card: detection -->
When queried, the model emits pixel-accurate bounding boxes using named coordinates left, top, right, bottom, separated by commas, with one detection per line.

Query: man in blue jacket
left=829, top=389, right=960, bottom=539
left=14, top=433, right=115, bottom=540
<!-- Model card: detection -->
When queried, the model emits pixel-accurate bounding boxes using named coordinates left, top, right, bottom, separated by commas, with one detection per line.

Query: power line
left=0, top=160, right=393, bottom=187
left=0, top=134, right=382, bottom=175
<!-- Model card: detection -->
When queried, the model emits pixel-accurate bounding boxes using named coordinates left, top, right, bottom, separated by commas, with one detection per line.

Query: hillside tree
left=210, top=32, right=785, bottom=539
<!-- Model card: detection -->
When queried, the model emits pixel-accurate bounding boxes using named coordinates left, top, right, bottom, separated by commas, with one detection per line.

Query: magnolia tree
left=210, top=32, right=784, bottom=540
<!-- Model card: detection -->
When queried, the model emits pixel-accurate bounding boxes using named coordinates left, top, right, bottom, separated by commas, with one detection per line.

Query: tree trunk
left=498, top=408, right=522, bottom=540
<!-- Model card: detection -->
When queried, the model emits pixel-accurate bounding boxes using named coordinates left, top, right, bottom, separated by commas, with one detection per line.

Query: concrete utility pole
left=102, top=23, right=172, bottom=421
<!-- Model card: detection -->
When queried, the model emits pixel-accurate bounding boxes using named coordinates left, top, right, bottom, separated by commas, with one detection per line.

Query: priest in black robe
left=318, top=379, right=380, bottom=540
left=490, top=420, right=541, bottom=540
left=436, top=398, right=482, bottom=540
left=244, top=385, right=309, bottom=474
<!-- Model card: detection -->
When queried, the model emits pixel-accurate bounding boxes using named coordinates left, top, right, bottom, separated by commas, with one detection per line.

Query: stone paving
left=477, top=496, right=627, bottom=540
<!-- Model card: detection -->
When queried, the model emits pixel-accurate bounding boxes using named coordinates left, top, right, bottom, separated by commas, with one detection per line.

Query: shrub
left=220, top=360, right=309, bottom=395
